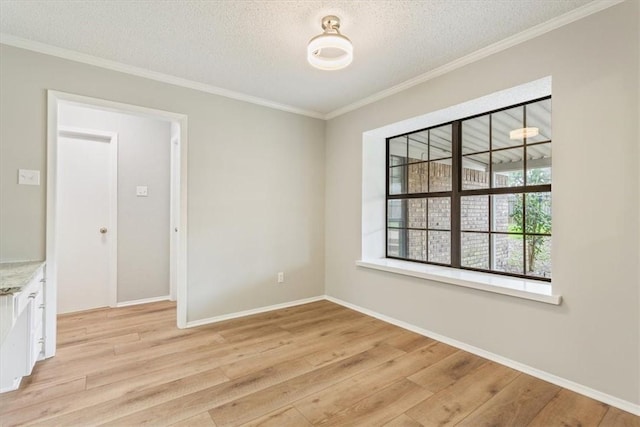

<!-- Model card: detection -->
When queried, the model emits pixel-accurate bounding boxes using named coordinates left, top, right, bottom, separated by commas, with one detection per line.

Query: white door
left=57, top=130, right=116, bottom=314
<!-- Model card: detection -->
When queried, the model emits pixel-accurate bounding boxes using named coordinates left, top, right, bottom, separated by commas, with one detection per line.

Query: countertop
left=0, top=261, right=45, bottom=346
left=0, top=261, right=46, bottom=294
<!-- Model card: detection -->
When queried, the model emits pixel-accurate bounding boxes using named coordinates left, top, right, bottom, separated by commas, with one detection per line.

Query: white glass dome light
left=307, top=15, right=353, bottom=71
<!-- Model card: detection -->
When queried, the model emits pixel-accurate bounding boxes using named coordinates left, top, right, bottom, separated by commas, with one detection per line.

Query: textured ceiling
left=0, top=0, right=596, bottom=116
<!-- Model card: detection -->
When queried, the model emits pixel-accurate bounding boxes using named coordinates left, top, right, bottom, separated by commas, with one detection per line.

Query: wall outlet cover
left=18, top=169, right=40, bottom=186
left=136, top=186, right=148, bottom=197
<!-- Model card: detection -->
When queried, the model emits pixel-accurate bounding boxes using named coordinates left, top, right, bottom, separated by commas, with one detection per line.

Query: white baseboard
left=185, top=296, right=325, bottom=328
left=115, top=295, right=172, bottom=308
left=324, top=295, right=640, bottom=416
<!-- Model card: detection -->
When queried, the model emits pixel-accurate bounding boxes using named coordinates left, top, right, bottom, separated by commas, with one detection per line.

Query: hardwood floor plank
left=219, top=318, right=392, bottom=380
left=456, top=374, right=560, bottom=427
left=56, top=327, right=87, bottom=345
left=0, top=376, right=86, bottom=412
left=170, top=412, right=218, bottom=427
left=408, top=350, right=487, bottom=393
left=598, top=407, right=640, bottom=427
left=319, top=379, right=432, bottom=427
left=84, top=336, right=229, bottom=389
left=105, top=300, right=175, bottom=318
left=384, top=330, right=436, bottom=353
left=294, top=342, right=455, bottom=424
left=406, top=362, right=520, bottom=426
left=2, top=354, right=234, bottom=425
left=33, top=369, right=228, bottom=426
left=30, top=328, right=225, bottom=387
left=219, top=342, right=302, bottom=379
left=383, top=413, right=424, bottom=427
left=528, top=389, right=609, bottom=427
left=303, top=323, right=402, bottom=367
left=106, top=358, right=316, bottom=426
left=209, top=344, right=405, bottom=427
left=240, top=406, right=312, bottom=427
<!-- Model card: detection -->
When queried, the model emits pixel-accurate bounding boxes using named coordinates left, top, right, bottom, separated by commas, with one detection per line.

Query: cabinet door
left=26, top=286, right=44, bottom=375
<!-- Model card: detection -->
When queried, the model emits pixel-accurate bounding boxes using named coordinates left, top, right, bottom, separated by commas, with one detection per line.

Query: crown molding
left=324, top=0, right=624, bottom=120
left=0, top=33, right=325, bottom=120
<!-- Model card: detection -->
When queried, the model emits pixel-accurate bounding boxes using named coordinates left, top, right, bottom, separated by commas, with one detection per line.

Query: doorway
left=46, top=91, right=188, bottom=359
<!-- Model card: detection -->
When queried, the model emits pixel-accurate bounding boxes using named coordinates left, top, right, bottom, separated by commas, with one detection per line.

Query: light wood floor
left=0, top=300, right=637, bottom=427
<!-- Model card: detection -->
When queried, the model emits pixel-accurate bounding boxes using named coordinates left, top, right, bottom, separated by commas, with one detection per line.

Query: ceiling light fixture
left=307, top=15, right=353, bottom=71
left=509, top=127, right=539, bottom=140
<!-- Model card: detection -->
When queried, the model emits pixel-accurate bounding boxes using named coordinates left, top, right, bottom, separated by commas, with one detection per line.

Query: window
left=386, top=97, right=551, bottom=281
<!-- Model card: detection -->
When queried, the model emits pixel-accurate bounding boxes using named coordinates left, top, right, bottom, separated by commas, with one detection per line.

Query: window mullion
left=451, top=120, right=462, bottom=268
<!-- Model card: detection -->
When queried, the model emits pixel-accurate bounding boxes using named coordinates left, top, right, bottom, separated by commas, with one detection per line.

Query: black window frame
left=385, top=96, right=552, bottom=282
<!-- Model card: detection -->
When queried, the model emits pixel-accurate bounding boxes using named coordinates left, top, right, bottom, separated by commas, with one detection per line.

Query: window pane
left=389, top=136, right=407, bottom=166
left=525, top=99, right=551, bottom=143
left=408, top=199, right=426, bottom=228
left=525, top=192, right=552, bottom=234
left=462, top=115, right=489, bottom=154
left=430, top=125, right=453, bottom=160
left=491, top=193, right=522, bottom=232
left=429, top=159, right=452, bottom=192
left=428, top=197, right=450, bottom=230
left=492, top=148, right=524, bottom=188
left=461, top=232, right=489, bottom=269
left=387, top=199, right=406, bottom=228
left=461, top=195, right=488, bottom=231
left=526, top=143, right=551, bottom=185
left=408, top=132, right=428, bottom=163
left=493, top=234, right=524, bottom=274
left=429, top=231, right=451, bottom=264
left=407, top=230, right=427, bottom=261
left=526, top=235, right=551, bottom=279
left=408, top=163, right=428, bottom=193
left=492, top=106, right=524, bottom=149
left=387, top=228, right=406, bottom=258
left=462, top=153, right=490, bottom=190
left=389, top=165, right=406, bottom=195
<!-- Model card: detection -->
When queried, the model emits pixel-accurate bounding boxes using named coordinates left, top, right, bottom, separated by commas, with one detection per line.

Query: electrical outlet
left=18, top=169, right=40, bottom=186
left=277, top=272, right=284, bottom=283
left=136, top=186, right=148, bottom=197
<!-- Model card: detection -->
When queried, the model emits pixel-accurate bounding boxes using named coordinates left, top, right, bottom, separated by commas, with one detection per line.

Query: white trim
left=169, top=134, right=179, bottom=302
left=185, top=296, right=325, bottom=328
left=0, top=34, right=324, bottom=120
left=356, top=259, right=561, bottom=305
left=324, top=295, right=640, bottom=416
left=47, top=90, right=189, bottom=347
left=115, top=295, right=171, bottom=308
left=45, top=94, right=58, bottom=358
left=57, top=126, right=119, bottom=309
left=324, top=0, right=624, bottom=119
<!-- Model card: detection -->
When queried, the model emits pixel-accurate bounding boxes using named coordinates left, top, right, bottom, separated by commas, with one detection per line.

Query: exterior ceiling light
left=510, top=127, right=539, bottom=140
left=307, top=15, right=353, bottom=71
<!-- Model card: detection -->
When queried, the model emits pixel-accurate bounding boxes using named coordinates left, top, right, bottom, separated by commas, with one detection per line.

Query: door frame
left=46, top=90, right=189, bottom=358
left=57, top=126, right=119, bottom=311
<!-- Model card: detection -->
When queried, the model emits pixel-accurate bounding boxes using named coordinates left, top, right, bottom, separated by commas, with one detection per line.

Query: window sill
left=355, top=259, right=561, bottom=305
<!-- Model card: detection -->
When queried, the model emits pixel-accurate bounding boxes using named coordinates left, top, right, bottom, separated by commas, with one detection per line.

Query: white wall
left=325, top=1, right=639, bottom=406
left=58, top=103, right=172, bottom=303
left=0, top=44, right=326, bottom=322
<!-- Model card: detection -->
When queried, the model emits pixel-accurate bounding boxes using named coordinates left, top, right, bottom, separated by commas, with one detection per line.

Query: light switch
left=18, top=169, right=40, bottom=186
left=136, top=186, right=148, bottom=197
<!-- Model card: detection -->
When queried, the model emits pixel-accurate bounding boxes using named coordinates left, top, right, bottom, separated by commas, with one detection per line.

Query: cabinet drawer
left=16, top=271, right=43, bottom=315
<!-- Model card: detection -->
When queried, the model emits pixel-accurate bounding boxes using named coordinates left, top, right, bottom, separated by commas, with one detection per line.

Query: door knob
left=99, top=227, right=108, bottom=234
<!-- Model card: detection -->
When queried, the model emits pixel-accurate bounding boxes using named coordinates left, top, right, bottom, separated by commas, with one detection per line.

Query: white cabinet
left=0, top=267, right=45, bottom=392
